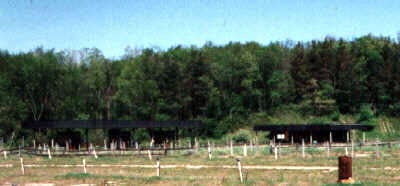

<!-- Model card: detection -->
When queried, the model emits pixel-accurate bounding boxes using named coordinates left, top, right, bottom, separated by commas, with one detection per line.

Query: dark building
left=23, top=120, right=201, bottom=148
left=254, top=124, right=374, bottom=143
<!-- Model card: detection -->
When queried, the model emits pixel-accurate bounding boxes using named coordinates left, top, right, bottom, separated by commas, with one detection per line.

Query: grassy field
left=1, top=145, right=400, bottom=186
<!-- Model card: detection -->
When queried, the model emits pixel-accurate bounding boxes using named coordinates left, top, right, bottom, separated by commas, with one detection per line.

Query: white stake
left=82, top=159, right=87, bottom=173
left=345, top=146, right=348, bottom=156
left=93, top=148, right=98, bottom=159
left=47, top=149, right=52, bottom=159
left=51, top=139, right=54, bottom=149
left=208, top=145, right=212, bottom=160
left=20, top=157, right=24, bottom=175
left=104, top=139, right=107, bottom=150
left=274, top=145, right=278, bottom=160
left=302, top=138, right=305, bottom=158
left=243, top=144, right=247, bottom=157
left=33, top=139, right=36, bottom=149
left=148, top=149, right=152, bottom=160
left=237, top=158, right=243, bottom=183
left=3, top=151, right=7, bottom=160
left=156, top=156, right=160, bottom=176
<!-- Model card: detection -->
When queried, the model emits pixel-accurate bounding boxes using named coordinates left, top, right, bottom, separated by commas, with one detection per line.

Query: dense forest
left=1, top=35, right=400, bottom=142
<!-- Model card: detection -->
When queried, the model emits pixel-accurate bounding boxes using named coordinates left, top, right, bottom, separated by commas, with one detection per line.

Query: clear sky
left=1, top=0, right=399, bottom=58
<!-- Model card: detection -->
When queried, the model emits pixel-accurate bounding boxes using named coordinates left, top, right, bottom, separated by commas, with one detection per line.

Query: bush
left=358, top=104, right=375, bottom=122
left=232, top=129, right=251, bottom=143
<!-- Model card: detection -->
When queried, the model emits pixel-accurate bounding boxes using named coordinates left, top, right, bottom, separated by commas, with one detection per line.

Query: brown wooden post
left=337, top=156, right=354, bottom=183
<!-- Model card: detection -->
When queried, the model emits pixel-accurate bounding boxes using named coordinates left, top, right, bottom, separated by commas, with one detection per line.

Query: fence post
left=375, top=137, right=379, bottom=158
left=3, top=151, right=7, bottom=160
left=47, top=148, right=52, bottom=159
left=82, top=159, right=87, bottom=174
left=33, top=139, right=36, bottom=150
left=237, top=158, right=243, bottom=183
left=250, top=139, right=253, bottom=152
left=302, top=138, right=305, bottom=158
left=274, top=145, right=278, bottom=160
left=326, top=141, right=330, bottom=158
left=51, top=139, right=54, bottom=149
left=156, top=156, right=160, bottom=176
left=243, top=144, right=247, bottom=157
left=104, top=139, right=107, bottom=150
left=195, top=137, right=198, bottom=152
left=93, top=148, right=98, bottom=159
left=362, top=132, right=365, bottom=144
left=148, top=149, right=152, bottom=160
left=345, top=146, right=348, bottom=156
left=351, top=140, right=354, bottom=158
left=208, top=142, right=212, bottom=160
left=230, top=139, right=234, bottom=156
left=20, top=157, right=24, bottom=175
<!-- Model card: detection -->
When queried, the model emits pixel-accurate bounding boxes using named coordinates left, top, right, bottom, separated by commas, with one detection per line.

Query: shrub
left=232, top=129, right=251, bottom=143
left=358, top=104, right=375, bottom=122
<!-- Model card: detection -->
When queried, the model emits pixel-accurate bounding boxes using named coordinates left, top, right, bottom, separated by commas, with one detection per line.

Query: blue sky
left=0, top=0, right=399, bottom=58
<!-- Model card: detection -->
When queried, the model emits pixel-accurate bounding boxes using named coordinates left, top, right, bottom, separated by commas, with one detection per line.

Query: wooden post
left=148, top=149, right=152, bottom=160
left=33, top=139, right=36, bottom=149
left=188, top=140, right=192, bottom=149
left=93, top=148, right=98, bottom=159
left=51, top=139, right=54, bottom=149
left=20, top=157, right=24, bottom=175
left=346, top=131, right=349, bottom=143
left=65, top=141, right=69, bottom=152
left=47, top=149, right=52, bottom=159
left=250, top=139, right=253, bottom=152
left=345, top=146, right=348, bottom=156
left=375, top=137, right=379, bottom=158
left=362, top=132, right=365, bottom=143
left=310, top=133, right=313, bottom=145
left=326, top=142, right=330, bottom=158
left=351, top=140, right=354, bottom=158
left=208, top=143, right=212, bottom=160
left=156, top=156, right=160, bottom=176
left=291, top=135, right=294, bottom=145
left=104, top=139, right=107, bottom=150
left=3, top=151, right=7, bottom=160
left=82, top=159, right=87, bottom=174
left=329, top=131, right=332, bottom=144
left=255, top=136, right=259, bottom=154
left=194, top=137, right=198, bottom=152
left=237, top=158, right=243, bottom=183
left=302, top=138, right=305, bottom=158
left=274, top=145, right=278, bottom=160
left=230, top=139, right=234, bottom=156
left=243, top=144, right=247, bottom=157
left=278, top=142, right=281, bottom=158
left=78, top=144, right=80, bottom=152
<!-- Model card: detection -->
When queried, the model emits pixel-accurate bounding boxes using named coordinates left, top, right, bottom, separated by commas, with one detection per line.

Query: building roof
left=253, top=124, right=374, bottom=132
left=23, top=120, right=202, bottom=129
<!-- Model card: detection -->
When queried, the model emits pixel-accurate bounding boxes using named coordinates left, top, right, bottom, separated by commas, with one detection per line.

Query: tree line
left=1, top=35, right=400, bottom=139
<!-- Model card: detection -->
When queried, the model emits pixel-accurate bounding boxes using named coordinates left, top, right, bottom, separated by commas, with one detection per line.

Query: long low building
left=253, top=124, right=374, bottom=143
left=23, top=120, right=202, bottom=148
